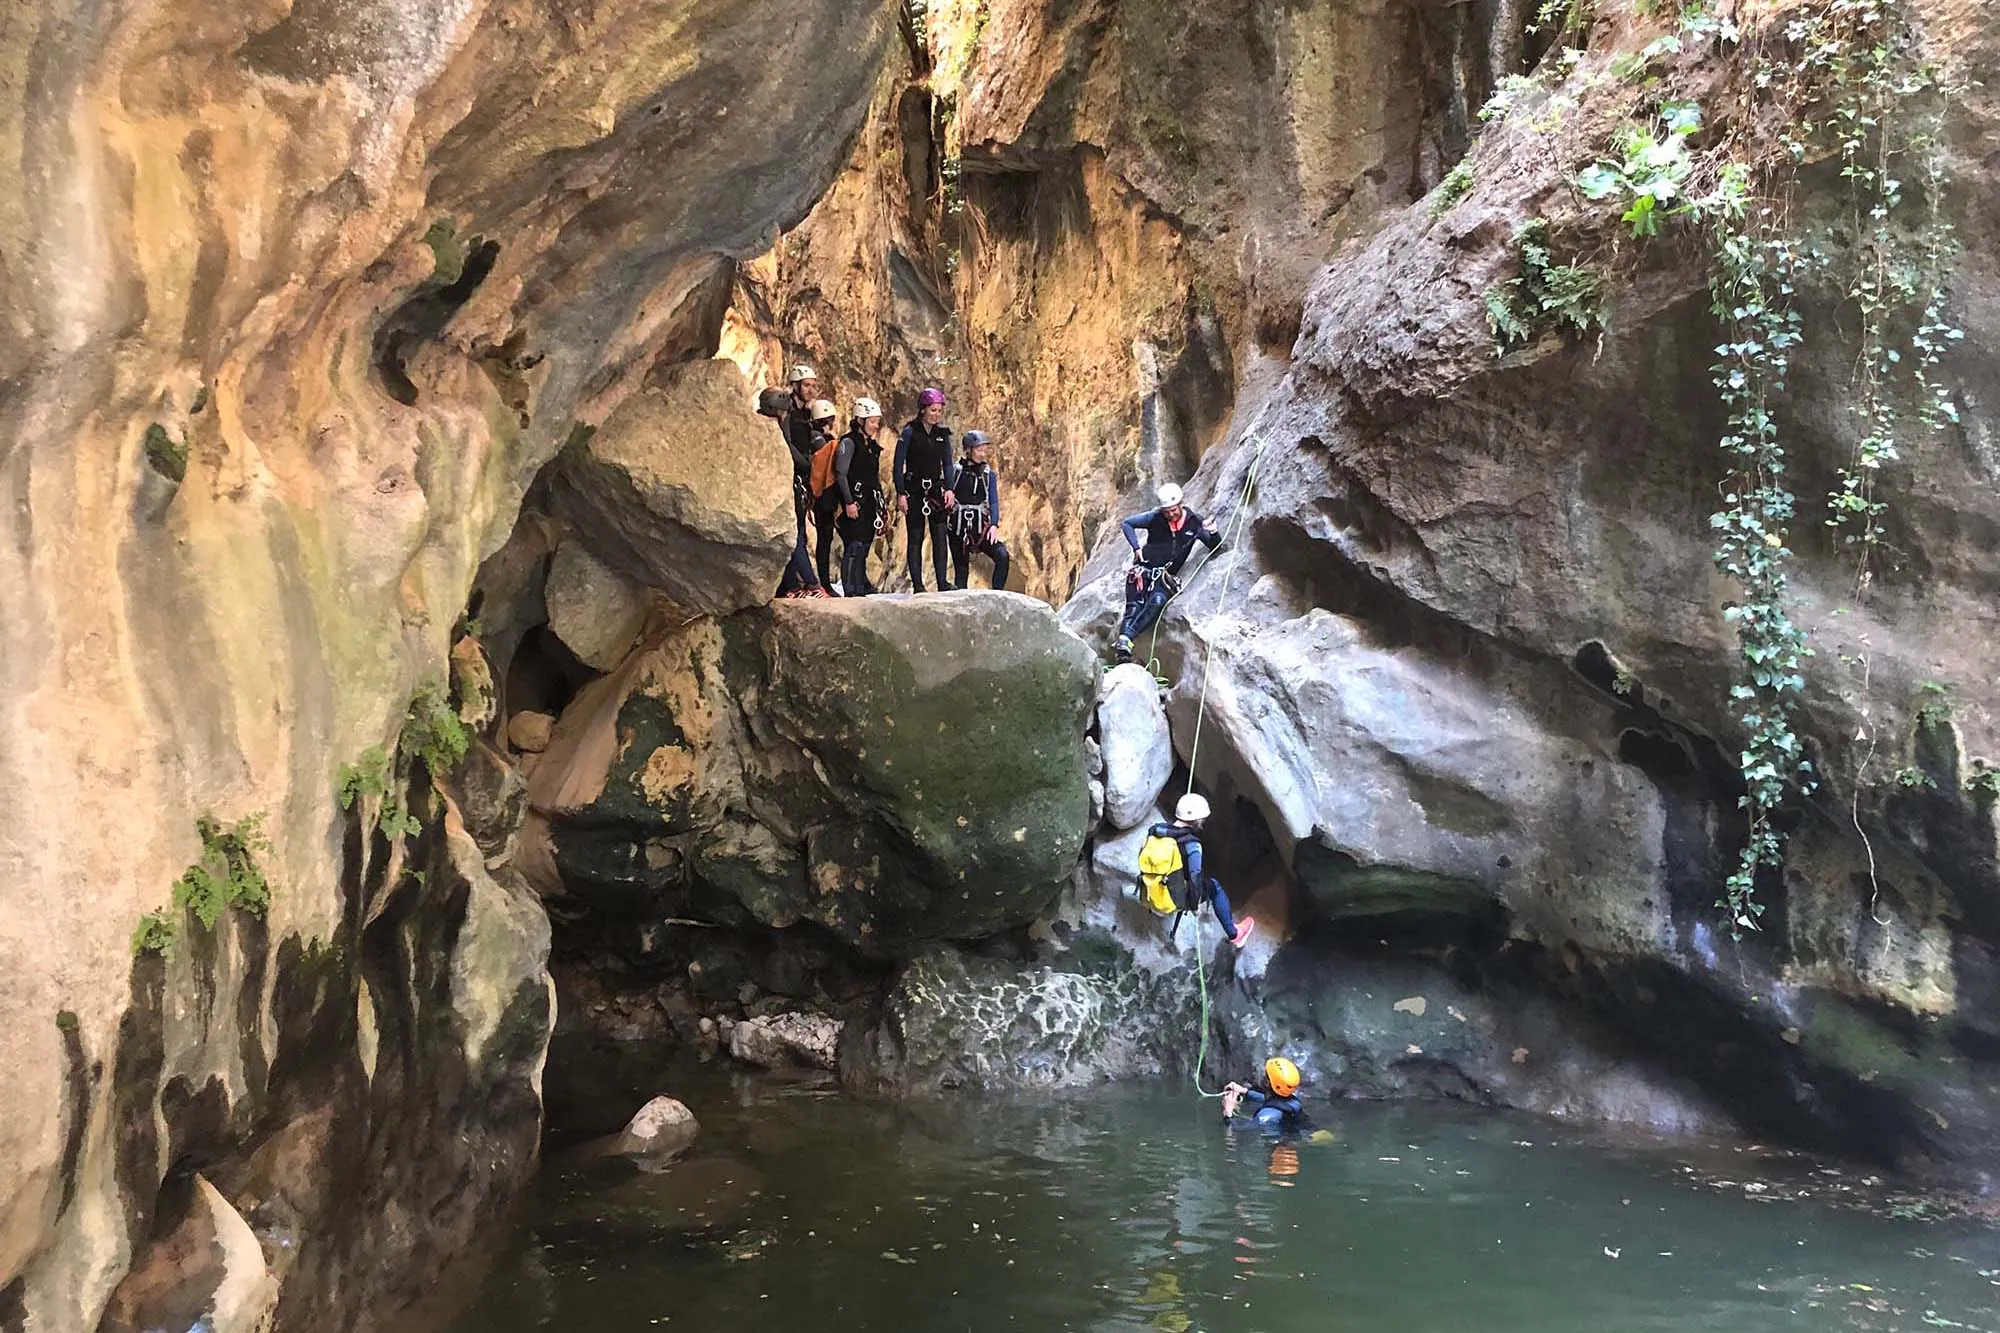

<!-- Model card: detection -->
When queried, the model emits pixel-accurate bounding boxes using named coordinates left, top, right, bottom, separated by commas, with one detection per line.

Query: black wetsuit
left=1116, top=505, right=1223, bottom=643
left=1233, top=1083, right=1308, bottom=1132
left=895, top=418, right=958, bottom=591
left=775, top=400, right=822, bottom=594
left=947, top=456, right=1011, bottom=590
left=836, top=428, right=886, bottom=595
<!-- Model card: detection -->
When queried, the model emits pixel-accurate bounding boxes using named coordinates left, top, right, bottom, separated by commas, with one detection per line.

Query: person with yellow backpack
left=1135, top=793, right=1254, bottom=947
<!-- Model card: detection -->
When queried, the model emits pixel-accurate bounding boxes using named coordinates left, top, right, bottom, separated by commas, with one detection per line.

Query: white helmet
left=809, top=398, right=837, bottom=422
left=1175, top=793, right=1211, bottom=823
left=853, top=396, right=882, bottom=418
left=1157, top=482, right=1185, bottom=507
left=789, top=364, right=819, bottom=384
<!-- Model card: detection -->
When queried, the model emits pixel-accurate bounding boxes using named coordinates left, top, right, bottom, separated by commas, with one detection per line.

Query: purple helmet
left=917, top=387, right=947, bottom=408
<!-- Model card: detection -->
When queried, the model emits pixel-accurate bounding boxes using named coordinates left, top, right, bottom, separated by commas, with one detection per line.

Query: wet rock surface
left=1097, top=665, right=1174, bottom=831
left=1056, top=0, right=2000, bottom=1182
left=535, top=594, right=1097, bottom=956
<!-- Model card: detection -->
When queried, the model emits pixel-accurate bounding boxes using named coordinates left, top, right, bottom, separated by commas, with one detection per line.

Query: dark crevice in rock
left=505, top=622, right=599, bottom=723
left=372, top=237, right=501, bottom=407
left=0, top=1279, right=23, bottom=1333
left=55, top=1013, right=89, bottom=1216
left=110, top=955, right=168, bottom=1252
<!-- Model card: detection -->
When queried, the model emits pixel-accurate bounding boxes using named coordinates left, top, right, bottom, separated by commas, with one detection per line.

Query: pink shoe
left=1230, top=917, right=1256, bottom=948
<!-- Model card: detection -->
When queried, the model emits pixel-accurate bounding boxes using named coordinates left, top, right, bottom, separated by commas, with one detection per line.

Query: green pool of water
left=454, top=1066, right=2000, bottom=1332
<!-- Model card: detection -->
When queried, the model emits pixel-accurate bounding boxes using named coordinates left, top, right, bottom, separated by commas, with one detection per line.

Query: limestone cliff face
left=735, top=0, right=1499, bottom=597
left=1061, top=1, right=2000, bottom=1177
left=0, top=1, right=897, bottom=1327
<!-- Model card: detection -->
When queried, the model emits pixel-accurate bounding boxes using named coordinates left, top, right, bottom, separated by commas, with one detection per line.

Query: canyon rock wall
left=1064, top=0, right=2000, bottom=1180
left=0, top=0, right=898, bottom=1326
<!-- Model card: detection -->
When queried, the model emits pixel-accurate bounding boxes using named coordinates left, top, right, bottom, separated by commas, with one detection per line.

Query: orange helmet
left=1265, top=1057, right=1301, bottom=1097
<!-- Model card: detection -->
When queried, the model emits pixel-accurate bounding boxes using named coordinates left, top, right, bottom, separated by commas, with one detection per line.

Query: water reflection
left=453, top=1069, right=2000, bottom=1333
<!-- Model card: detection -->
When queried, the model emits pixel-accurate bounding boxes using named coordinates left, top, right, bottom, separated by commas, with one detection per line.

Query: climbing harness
left=1128, top=427, right=1278, bottom=1100
left=949, top=499, right=991, bottom=551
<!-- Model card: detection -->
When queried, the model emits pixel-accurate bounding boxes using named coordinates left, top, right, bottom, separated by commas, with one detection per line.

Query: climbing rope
left=1164, top=430, right=1279, bottom=1101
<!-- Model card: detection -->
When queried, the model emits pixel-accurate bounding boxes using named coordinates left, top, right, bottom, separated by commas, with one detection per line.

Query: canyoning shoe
left=1230, top=918, right=1256, bottom=948
left=1113, top=635, right=1134, bottom=664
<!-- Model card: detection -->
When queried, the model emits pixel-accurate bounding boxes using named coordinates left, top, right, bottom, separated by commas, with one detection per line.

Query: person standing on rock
left=946, top=430, right=1012, bottom=591
left=773, top=364, right=828, bottom=598
left=894, top=387, right=958, bottom=591
left=1144, top=793, right=1254, bottom=947
left=836, top=397, right=889, bottom=596
left=1113, top=482, right=1223, bottom=663
left=805, top=397, right=845, bottom=592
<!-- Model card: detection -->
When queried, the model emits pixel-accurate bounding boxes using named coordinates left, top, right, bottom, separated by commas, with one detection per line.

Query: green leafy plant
left=1915, top=682, right=1952, bottom=731
left=132, top=911, right=179, bottom=956
left=1892, top=766, right=1936, bottom=790
left=402, top=680, right=470, bottom=775
left=1563, top=0, right=1960, bottom=934
left=1485, top=219, right=1605, bottom=352
left=337, top=746, right=393, bottom=810
left=173, top=813, right=273, bottom=929
left=1574, top=101, right=1702, bottom=238
left=1429, top=160, right=1477, bottom=218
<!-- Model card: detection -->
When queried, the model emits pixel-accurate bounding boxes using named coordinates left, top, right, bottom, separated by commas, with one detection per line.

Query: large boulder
left=1096, top=664, right=1174, bottom=830
left=533, top=593, right=1097, bottom=955
left=544, top=359, right=795, bottom=618
left=545, top=541, right=648, bottom=671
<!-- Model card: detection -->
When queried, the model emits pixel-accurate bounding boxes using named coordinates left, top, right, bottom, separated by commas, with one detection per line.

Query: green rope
left=1170, top=434, right=1275, bottom=1101
left=1190, top=911, right=1222, bottom=1097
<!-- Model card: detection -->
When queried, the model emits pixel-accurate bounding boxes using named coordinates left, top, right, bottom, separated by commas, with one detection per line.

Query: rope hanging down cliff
left=1153, top=429, right=1276, bottom=1099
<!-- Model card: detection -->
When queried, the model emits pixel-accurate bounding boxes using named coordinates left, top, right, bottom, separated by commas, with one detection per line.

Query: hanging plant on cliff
left=1559, top=0, right=1961, bottom=933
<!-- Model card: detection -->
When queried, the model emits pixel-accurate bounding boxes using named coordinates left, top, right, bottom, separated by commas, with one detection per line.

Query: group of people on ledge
left=760, top=364, right=1229, bottom=664
left=762, top=366, right=1010, bottom=599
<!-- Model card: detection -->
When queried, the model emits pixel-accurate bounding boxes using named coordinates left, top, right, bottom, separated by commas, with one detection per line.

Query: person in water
left=1222, top=1057, right=1306, bottom=1132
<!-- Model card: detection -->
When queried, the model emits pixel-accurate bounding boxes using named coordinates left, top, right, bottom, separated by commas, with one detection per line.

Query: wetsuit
left=836, top=427, right=886, bottom=596
left=1117, top=505, right=1223, bottom=644
left=1231, top=1082, right=1307, bottom=1132
left=947, top=455, right=1011, bottom=590
left=1145, top=821, right=1238, bottom=940
left=775, top=399, right=822, bottom=595
left=894, top=418, right=958, bottom=591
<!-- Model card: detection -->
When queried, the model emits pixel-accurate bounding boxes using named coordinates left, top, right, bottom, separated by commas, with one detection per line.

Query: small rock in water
left=729, top=1012, right=843, bottom=1071
left=612, top=1095, right=700, bottom=1158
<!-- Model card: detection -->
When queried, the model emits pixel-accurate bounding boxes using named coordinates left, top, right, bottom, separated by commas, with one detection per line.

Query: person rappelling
left=1113, top=482, right=1223, bottom=664
left=946, top=430, right=1012, bottom=590
left=1135, top=793, right=1254, bottom=948
left=836, top=397, right=889, bottom=597
left=894, top=387, right=958, bottom=592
